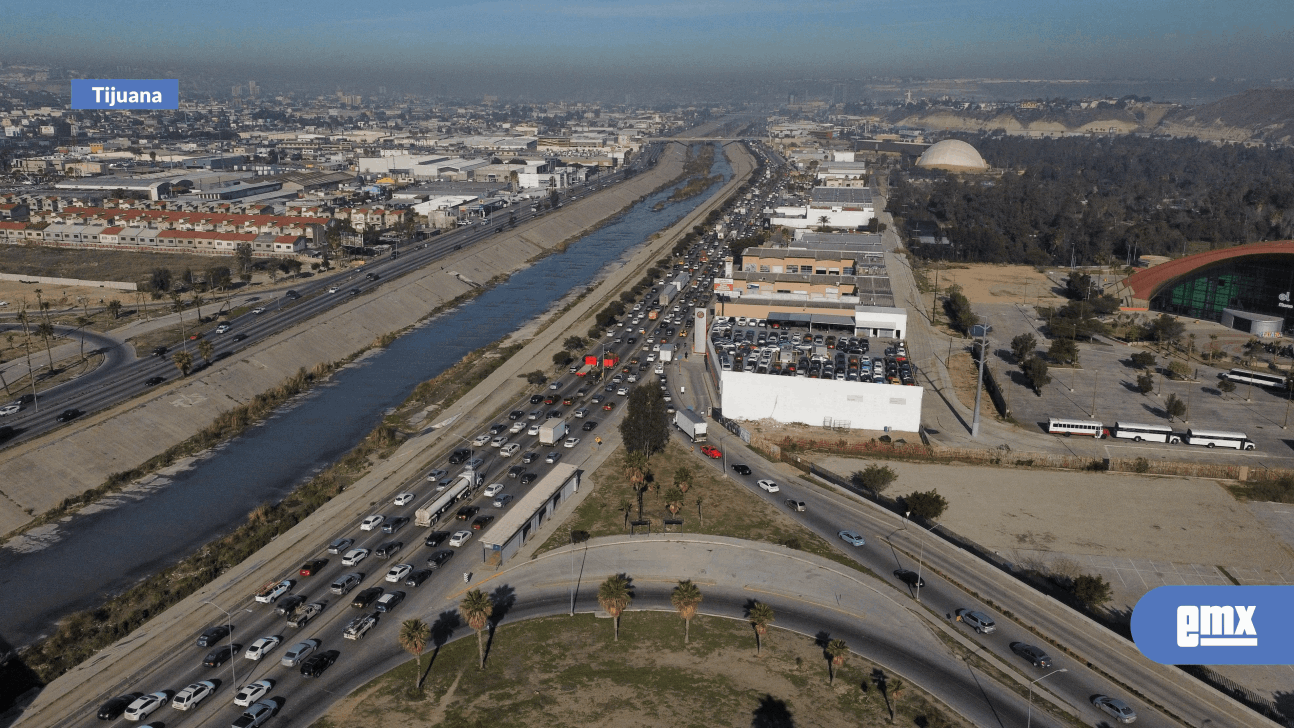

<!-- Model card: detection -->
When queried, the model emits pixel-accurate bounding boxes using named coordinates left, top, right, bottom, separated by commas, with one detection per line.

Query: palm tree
left=197, top=339, right=214, bottom=363
left=190, top=293, right=205, bottom=322
left=172, top=350, right=193, bottom=377
left=75, top=316, right=90, bottom=359
left=36, top=321, right=56, bottom=371
left=597, top=574, right=632, bottom=641
left=107, top=300, right=122, bottom=320
left=398, top=618, right=431, bottom=690
left=170, top=293, right=188, bottom=349
left=887, top=678, right=905, bottom=724
left=671, top=580, right=703, bottom=644
left=825, top=638, right=848, bottom=685
left=459, top=589, right=493, bottom=669
left=748, top=601, right=774, bottom=655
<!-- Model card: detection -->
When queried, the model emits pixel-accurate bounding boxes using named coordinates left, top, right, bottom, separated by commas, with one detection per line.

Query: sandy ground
left=0, top=280, right=132, bottom=310
left=931, top=264, right=1070, bottom=305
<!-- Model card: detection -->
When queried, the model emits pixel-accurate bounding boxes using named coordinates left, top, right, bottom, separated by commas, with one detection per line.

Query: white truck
left=659, top=343, right=674, bottom=362
left=539, top=419, right=568, bottom=445
left=674, top=409, right=707, bottom=443
left=414, top=469, right=481, bottom=527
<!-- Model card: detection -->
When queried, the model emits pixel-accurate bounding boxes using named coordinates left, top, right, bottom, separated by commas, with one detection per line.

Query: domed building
left=915, top=139, right=989, bottom=172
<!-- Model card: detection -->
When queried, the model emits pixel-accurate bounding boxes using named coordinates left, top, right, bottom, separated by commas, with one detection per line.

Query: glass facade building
left=1150, top=255, right=1294, bottom=332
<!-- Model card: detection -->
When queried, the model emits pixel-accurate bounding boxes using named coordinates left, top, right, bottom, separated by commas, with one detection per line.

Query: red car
left=700, top=446, right=722, bottom=459
left=602, top=401, right=616, bottom=411
left=299, top=559, right=328, bottom=576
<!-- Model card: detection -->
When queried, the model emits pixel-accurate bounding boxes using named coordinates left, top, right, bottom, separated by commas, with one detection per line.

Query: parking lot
left=709, top=320, right=913, bottom=385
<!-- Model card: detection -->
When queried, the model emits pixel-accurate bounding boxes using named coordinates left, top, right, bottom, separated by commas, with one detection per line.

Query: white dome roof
left=916, top=140, right=988, bottom=171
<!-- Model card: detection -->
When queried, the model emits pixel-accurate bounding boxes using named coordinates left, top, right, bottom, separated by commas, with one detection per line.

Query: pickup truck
left=344, top=613, right=378, bottom=640
left=286, top=601, right=324, bottom=628
left=254, top=579, right=292, bottom=604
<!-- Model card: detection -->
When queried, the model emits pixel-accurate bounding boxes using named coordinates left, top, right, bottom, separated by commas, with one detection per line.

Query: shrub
left=1136, top=372, right=1155, bottom=394
left=1131, top=457, right=1150, bottom=474
left=1130, top=351, right=1157, bottom=369
left=1167, top=360, right=1191, bottom=379
left=851, top=464, right=898, bottom=494
left=1072, top=574, right=1112, bottom=608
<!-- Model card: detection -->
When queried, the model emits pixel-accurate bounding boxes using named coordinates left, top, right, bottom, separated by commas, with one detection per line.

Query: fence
left=1178, top=665, right=1289, bottom=726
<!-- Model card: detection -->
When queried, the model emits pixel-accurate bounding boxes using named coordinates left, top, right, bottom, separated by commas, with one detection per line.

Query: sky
left=4, top=1, right=1294, bottom=89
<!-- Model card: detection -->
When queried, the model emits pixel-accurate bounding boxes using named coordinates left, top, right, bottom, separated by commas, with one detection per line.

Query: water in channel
left=0, top=146, right=732, bottom=648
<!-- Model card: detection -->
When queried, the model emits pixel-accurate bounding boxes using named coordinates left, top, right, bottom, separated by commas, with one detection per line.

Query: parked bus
left=1111, top=422, right=1180, bottom=444
left=1184, top=429, right=1256, bottom=450
left=1224, top=369, right=1288, bottom=389
left=1047, top=417, right=1105, bottom=438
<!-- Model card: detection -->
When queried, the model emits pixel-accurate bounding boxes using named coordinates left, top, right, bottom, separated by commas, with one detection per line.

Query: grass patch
left=321, top=611, right=969, bottom=728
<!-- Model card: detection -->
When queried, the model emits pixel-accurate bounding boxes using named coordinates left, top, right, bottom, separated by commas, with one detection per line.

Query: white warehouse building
left=718, top=371, right=922, bottom=433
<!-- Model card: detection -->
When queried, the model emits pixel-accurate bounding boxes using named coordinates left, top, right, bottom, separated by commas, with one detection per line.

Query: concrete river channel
left=0, top=146, right=732, bottom=648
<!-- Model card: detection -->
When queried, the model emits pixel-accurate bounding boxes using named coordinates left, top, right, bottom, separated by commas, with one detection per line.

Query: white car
left=509, top=421, right=526, bottom=434
left=425, top=468, right=448, bottom=482
left=500, top=443, right=521, bottom=457
left=472, top=434, right=491, bottom=447
left=527, top=424, right=540, bottom=436
left=244, top=635, right=282, bottom=661
left=484, top=482, right=505, bottom=497
left=124, top=692, right=168, bottom=721
left=449, top=530, right=472, bottom=547
left=616, top=387, right=628, bottom=396
left=360, top=514, right=385, bottom=531
left=393, top=492, right=415, bottom=506
left=563, top=437, right=581, bottom=448
left=0, top=403, right=21, bottom=416
left=328, top=286, right=340, bottom=293
left=573, top=408, right=588, bottom=418
left=251, top=307, right=266, bottom=315
left=233, top=679, right=273, bottom=707
left=386, top=563, right=413, bottom=582
left=342, top=548, right=370, bottom=566
left=172, top=680, right=215, bottom=711
left=646, top=353, right=657, bottom=362
left=757, top=479, right=780, bottom=493
left=253, top=579, right=292, bottom=603
left=490, top=435, right=508, bottom=448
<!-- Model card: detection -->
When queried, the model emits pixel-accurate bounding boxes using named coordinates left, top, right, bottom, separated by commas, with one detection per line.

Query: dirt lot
left=318, top=612, right=968, bottom=728
left=0, top=246, right=229, bottom=286
left=932, top=263, right=1070, bottom=305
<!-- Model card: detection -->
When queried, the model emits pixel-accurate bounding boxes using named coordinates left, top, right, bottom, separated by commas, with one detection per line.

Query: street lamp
left=201, top=600, right=238, bottom=691
left=906, top=511, right=938, bottom=602
left=1027, top=668, right=1068, bottom=728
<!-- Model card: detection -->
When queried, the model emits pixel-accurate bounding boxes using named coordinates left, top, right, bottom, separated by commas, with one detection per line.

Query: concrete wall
left=0, top=273, right=137, bottom=290
left=719, top=370, right=922, bottom=432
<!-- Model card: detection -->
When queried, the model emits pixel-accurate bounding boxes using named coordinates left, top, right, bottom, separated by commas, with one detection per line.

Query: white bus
left=1111, top=422, right=1180, bottom=444
left=1184, top=429, right=1256, bottom=450
left=1224, top=369, right=1288, bottom=389
left=1047, top=417, right=1105, bottom=438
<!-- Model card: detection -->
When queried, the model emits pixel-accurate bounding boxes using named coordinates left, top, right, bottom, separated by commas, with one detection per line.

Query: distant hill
left=1159, top=89, right=1294, bottom=144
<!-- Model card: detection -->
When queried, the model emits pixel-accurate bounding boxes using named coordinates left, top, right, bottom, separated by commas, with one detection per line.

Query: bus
left=1047, top=417, right=1105, bottom=438
left=1184, top=429, right=1256, bottom=450
left=1111, top=422, right=1180, bottom=444
left=1224, top=369, right=1288, bottom=389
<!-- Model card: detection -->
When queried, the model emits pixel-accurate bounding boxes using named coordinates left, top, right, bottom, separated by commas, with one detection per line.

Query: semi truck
left=414, top=468, right=481, bottom=527
left=674, top=409, right=707, bottom=442
left=539, top=419, right=568, bottom=445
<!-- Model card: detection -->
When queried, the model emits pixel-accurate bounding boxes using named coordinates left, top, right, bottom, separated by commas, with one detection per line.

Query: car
left=1010, top=642, right=1053, bottom=668
left=484, top=482, right=505, bottom=497
left=281, top=639, right=321, bottom=667
left=426, top=468, right=449, bottom=482
left=508, top=409, right=525, bottom=420
left=405, top=568, right=434, bottom=587
left=955, top=609, right=997, bottom=634
left=382, top=516, right=409, bottom=533
left=386, top=563, right=413, bottom=582
left=302, top=650, right=340, bottom=677
left=375, top=540, right=404, bottom=558
left=375, top=590, right=406, bottom=613
left=784, top=499, right=806, bottom=512
left=501, top=443, right=521, bottom=457
left=330, top=572, right=363, bottom=595
left=508, top=465, right=526, bottom=479
left=254, top=579, right=292, bottom=603
left=581, top=420, right=599, bottom=431
left=448, top=449, right=472, bottom=464
left=351, top=585, right=384, bottom=609
left=563, top=437, right=581, bottom=448
left=731, top=463, right=752, bottom=475
left=546, top=451, right=561, bottom=463
left=232, top=333, right=248, bottom=342
left=838, top=530, right=867, bottom=547
left=123, top=692, right=168, bottom=721
left=0, top=403, right=19, bottom=416
left=232, top=679, right=273, bottom=708
left=360, top=514, right=385, bottom=531
left=700, top=445, right=722, bottom=458
left=757, top=479, right=780, bottom=493
left=251, top=307, right=266, bottom=315
left=1092, top=695, right=1138, bottom=724
left=573, top=408, right=588, bottom=418
left=520, top=472, right=538, bottom=485
left=215, top=323, right=231, bottom=334
left=616, top=387, right=629, bottom=396
left=328, top=286, right=340, bottom=293
left=529, top=394, right=544, bottom=404
left=424, top=530, right=450, bottom=547
left=493, top=493, right=514, bottom=508
left=365, top=272, right=381, bottom=281
left=344, top=612, right=378, bottom=640
left=602, top=401, right=616, bottom=411
left=456, top=505, right=479, bottom=520
left=203, top=643, right=242, bottom=667
left=97, top=693, right=144, bottom=720
left=427, top=549, right=455, bottom=568
left=287, top=601, right=324, bottom=628
left=549, top=380, right=563, bottom=390
left=143, top=375, right=166, bottom=387
left=299, top=558, right=328, bottom=576
left=449, top=530, right=472, bottom=547
left=472, top=434, right=491, bottom=447
left=55, top=408, right=81, bottom=422
left=527, top=424, right=541, bottom=436
left=342, top=548, right=370, bottom=566
left=232, top=699, right=277, bottom=728
left=196, top=624, right=233, bottom=647
left=489, top=422, right=508, bottom=435
left=327, top=537, right=354, bottom=554
left=244, top=635, right=283, bottom=661
left=509, top=421, right=526, bottom=434
left=152, top=345, right=169, bottom=357
left=393, top=492, right=416, bottom=506
left=274, top=594, right=306, bottom=616
left=521, top=451, right=538, bottom=464
left=471, top=515, right=495, bottom=530
left=547, top=409, right=563, bottom=419
left=172, top=680, right=216, bottom=711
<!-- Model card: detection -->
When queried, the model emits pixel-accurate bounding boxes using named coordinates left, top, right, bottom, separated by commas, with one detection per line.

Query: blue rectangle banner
left=71, top=79, right=178, bottom=110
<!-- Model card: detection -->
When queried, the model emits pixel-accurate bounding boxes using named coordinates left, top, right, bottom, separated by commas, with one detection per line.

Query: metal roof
left=480, top=463, right=579, bottom=548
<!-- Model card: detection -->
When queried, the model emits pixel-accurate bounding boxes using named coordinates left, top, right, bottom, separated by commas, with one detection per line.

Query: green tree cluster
left=941, top=284, right=978, bottom=335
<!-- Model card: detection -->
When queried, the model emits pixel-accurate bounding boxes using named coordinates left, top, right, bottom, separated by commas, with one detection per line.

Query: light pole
left=906, top=511, right=937, bottom=602
left=201, top=600, right=238, bottom=690
left=1027, top=668, right=1068, bottom=728
left=971, top=330, right=988, bottom=438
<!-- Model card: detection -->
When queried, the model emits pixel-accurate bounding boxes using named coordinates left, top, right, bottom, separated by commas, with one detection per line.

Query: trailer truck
left=539, top=419, right=568, bottom=445
left=415, top=468, right=481, bottom=527
left=674, top=409, right=707, bottom=442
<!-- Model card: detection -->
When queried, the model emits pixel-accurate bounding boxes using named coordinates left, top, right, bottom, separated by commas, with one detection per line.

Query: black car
left=232, top=333, right=248, bottom=342
left=349, top=288, right=360, bottom=296
left=405, top=568, right=434, bottom=587
left=144, top=375, right=166, bottom=387
left=471, top=515, right=495, bottom=530
left=581, top=420, right=599, bottom=431
left=275, top=594, right=307, bottom=616
left=424, top=531, right=450, bottom=548
left=448, top=448, right=471, bottom=464
left=893, top=569, right=926, bottom=588
left=196, top=624, right=232, bottom=647
left=97, top=693, right=144, bottom=720
left=508, top=465, right=526, bottom=478
left=151, top=345, right=168, bottom=357
left=529, top=394, right=544, bottom=404
left=375, top=541, right=404, bottom=559
left=375, top=590, right=405, bottom=613
left=300, top=649, right=339, bottom=677
left=55, top=408, right=81, bottom=422
left=365, top=272, right=380, bottom=281
left=456, top=506, right=479, bottom=520
left=382, top=516, right=409, bottom=534
left=284, top=289, right=300, bottom=299
left=520, top=472, right=538, bottom=485
left=489, top=423, right=507, bottom=435
left=203, top=643, right=242, bottom=667
left=731, top=464, right=752, bottom=475
left=351, top=586, right=383, bottom=608
left=508, top=410, right=525, bottom=420
left=521, top=451, right=538, bottom=464
left=427, top=549, right=454, bottom=569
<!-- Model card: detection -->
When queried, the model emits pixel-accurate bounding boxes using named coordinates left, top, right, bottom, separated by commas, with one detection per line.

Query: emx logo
left=1133, top=586, right=1294, bottom=664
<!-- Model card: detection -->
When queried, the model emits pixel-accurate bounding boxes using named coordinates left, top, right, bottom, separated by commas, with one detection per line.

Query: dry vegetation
left=0, top=245, right=224, bottom=284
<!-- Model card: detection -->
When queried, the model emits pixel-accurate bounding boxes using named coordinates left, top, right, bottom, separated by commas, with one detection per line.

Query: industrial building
left=479, top=464, right=581, bottom=567
left=768, top=187, right=875, bottom=230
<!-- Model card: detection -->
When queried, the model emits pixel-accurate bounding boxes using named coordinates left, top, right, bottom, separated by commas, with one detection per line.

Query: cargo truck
left=659, top=343, right=674, bottom=362
left=415, top=468, right=481, bottom=527
left=539, top=419, right=568, bottom=445
left=674, top=409, right=707, bottom=442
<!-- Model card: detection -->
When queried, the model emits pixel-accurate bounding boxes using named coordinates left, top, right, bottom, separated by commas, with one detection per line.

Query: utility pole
left=971, top=333, right=987, bottom=438
left=1090, top=368, right=1098, bottom=418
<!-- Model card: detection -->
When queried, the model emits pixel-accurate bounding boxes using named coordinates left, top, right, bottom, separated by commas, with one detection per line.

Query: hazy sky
left=5, top=1, right=1294, bottom=82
